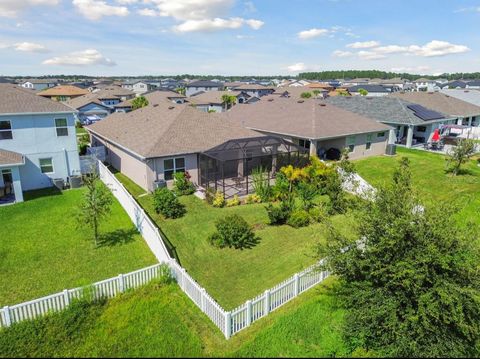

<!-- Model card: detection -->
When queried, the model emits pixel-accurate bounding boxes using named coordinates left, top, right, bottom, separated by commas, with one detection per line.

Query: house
left=0, top=84, right=80, bottom=203
left=37, top=85, right=89, bottom=102
left=185, top=80, right=224, bottom=97
left=188, top=91, right=237, bottom=112
left=113, top=90, right=187, bottom=113
left=326, top=96, right=457, bottom=147
left=226, top=95, right=392, bottom=160
left=273, top=86, right=328, bottom=99
left=121, top=80, right=158, bottom=95
left=466, top=80, right=480, bottom=89
left=390, top=92, right=480, bottom=127
left=0, top=78, right=13, bottom=84
left=413, top=78, right=439, bottom=92
left=347, top=84, right=391, bottom=97
left=342, top=78, right=370, bottom=87
left=86, top=103, right=275, bottom=193
left=231, top=84, right=275, bottom=98
left=440, top=80, right=468, bottom=90
left=439, top=89, right=480, bottom=125
left=19, top=79, right=58, bottom=91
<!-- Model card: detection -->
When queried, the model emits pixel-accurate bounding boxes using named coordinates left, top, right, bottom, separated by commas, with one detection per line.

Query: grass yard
left=355, top=147, right=480, bottom=226
left=115, top=173, right=354, bottom=310
left=75, top=126, right=87, bottom=135
left=0, top=278, right=348, bottom=358
left=0, top=188, right=156, bottom=307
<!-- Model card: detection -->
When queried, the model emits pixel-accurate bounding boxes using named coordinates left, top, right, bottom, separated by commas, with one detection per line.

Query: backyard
left=0, top=188, right=156, bottom=306
left=115, top=171, right=355, bottom=310
left=355, top=147, right=480, bottom=226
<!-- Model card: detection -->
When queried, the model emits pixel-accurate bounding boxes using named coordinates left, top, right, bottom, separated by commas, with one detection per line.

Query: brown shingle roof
left=0, top=149, right=24, bottom=166
left=37, top=85, right=89, bottom=97
left=389, top=92, right=480, bottom=117
left=231, top=84, right=274, bottom=91
left=188, top=91, right=233, bottom=105
left=0, top=84, right=75, bottom=114
left=226, top=96, right=391, bottom=140
left=114, top=90, right=186, bottom=109
left=87, top=103, right=261, bottom=158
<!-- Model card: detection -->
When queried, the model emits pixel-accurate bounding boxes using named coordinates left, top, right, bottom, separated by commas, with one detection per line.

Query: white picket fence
left=0, top=162, right=330, bottom=338
left=0, top=263, right=165, bottom=329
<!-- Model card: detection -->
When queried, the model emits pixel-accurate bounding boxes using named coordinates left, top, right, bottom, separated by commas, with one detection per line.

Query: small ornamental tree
left=446, top=138, right=476, bottom=176
left=131, top=96, right=149, bottom=110
left=321, top=157, right=480, bottom=357
left=77, top=169, right=113, bottom=246
left=209, top=214, right=257, bottom=249
left=153, top=188, right=186, bottom=219
left=358, top=88, right=369, bottom=96
left=300, top=92, right=312, bottom=99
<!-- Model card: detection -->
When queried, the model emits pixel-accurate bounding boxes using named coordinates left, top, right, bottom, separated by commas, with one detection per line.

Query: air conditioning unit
left=386, top=144, right=397, bottom=156
left=153, top=180, right=167, bottom=189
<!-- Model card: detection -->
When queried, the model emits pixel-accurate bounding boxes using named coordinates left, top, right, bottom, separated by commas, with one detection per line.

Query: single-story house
left=226, top=95, right=393, bottom=160
left=37, top=85, right=89, bottom=102
left=326, top=96, right=457, bottom=147
left=390, top=91, right=480, bottom=127
left=440, top=89, right=480, bottom=120
left=347, top=84, right=391, bottom=97
left=188, top=90, right=246, bottom=112
left=19, top=79, right=58, bottom=91
left=231, top=84, right=275, bottom=98
left=113, top=90, right=187, bottom=113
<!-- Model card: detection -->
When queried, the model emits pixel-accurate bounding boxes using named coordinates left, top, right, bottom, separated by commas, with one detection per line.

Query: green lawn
left=0, top=278, right=348, bottom=358
left=0, top=188, right=156, bottom=306
left=355, top=147, right=480, bottom=226
left=115, top=172, right=354, bottom=310
left=76, top=126, right=87, bottom=135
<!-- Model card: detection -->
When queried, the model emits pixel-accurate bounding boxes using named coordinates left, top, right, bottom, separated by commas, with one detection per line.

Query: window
left=39, top=158, right=54, bottom=174
left=377, top=132, right=386, bottom=138
left=0, top=120, right=12, bottom=140
left=366, top=134, right=373, bottom=150
left=347, top=136, right=356, bottom=153
left=164, top=157, right=185, bottom=181
left=55, top=118, right=68, bottom=137
left=416, top=126, right=427, bottom=133
left=298, top=139, right=311, bottom=149
left=58, top=96, right=67, bottom=102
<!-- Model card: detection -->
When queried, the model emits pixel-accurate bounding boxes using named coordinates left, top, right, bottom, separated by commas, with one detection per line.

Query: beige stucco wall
left=151, top=154, right=199, bottom=191
left=316, top=131, right=388, bottom=160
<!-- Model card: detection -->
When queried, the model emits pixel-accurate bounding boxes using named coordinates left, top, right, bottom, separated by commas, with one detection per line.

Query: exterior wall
left=0, top=112, right=80, bottom=190
left=351, top=92, right=389, bottom=97
left=78, top=103, right=112, bottom=122
left=195, top=104, right=224, bottom=113
left=316, top=131, right=388, bottom=160
left=151, top=154, right=199, bottom=191
left=91, top=135, right=149, bottom=191
left=185, top=86, right=221, bottom=97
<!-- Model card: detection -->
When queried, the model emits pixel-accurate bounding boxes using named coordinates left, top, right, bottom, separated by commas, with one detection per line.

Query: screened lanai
left=199, top=136, right=308, bottom=199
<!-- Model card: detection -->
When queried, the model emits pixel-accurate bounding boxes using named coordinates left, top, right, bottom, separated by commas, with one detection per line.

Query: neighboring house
left=37, top=85, right=89, bottom=102
left=0, top=78, right=13, bottom=84
left=390, top=91, right=480, bottom=127
left=226, top=95, right=392, bottom=160
left=188, top=90, right=241, bottom=112
left=114, top=90, right=187, bottom=113
left=440, top=89, right=480, bottom=125
left=273, top=86, right=328, bottom=99
left=0, top=84, right=80, bottom=203
left=231, top=84, right=275, bottom=98
left=86, top=103, right=266, bottom=192
left=224, top=82, right=244, bottom=90
left=121, top=80, right=158, bottom=95
left=92, top=86, right=135, bottom=101
left=413, top=78, right=439, bottom=92
left=326, top=96, right=457, bottom=148
left=342, top=78, right=370, bottom=87
left=440, top=80, right=467, bottom=89
left=348, top=85, right=391, bottom=97
left=466, top=80, right=480, bottom=89
left=185, top=80, right=224, bottom=97
left=19, top=79, right=57, bottom=91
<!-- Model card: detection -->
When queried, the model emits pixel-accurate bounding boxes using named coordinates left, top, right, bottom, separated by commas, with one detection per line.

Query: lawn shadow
left=238, top=235, right=261, bottom=250
left=24, top=187, right=63, bottom=201
left=444, top=167, right=476, bottom=176
left=97, top=227, right=139, bottom=247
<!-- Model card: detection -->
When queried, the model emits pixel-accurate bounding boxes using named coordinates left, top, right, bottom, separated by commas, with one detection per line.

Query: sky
left=1, top=0, right=480, bottom=76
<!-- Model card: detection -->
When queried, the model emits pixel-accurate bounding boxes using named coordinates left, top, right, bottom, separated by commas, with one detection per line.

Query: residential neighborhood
left=2, top=0, right=480, bottom=358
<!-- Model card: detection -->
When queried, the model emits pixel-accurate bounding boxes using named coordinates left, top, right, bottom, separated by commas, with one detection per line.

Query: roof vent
left=297, top=100, right=304, bottom=103
left=319, top=103, right=326, bottom=107
left=153, top=104, right=159, bottom=107
left=268, top=98, right=274, bottom=102
left=168, top=106, right=175, bottom=110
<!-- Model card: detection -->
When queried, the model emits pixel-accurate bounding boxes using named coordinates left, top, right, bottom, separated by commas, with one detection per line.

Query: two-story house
left=185, top=80, right=224, bottom=97
left=0, top=84, right=80, bottom=204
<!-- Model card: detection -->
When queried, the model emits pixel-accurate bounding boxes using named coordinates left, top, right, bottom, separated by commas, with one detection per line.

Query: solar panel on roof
left=407, top=104, right=445, bottom=121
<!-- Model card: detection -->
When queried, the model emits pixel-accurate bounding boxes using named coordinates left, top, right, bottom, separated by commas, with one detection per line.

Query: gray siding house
left=185, top=80, right=224, bottom=97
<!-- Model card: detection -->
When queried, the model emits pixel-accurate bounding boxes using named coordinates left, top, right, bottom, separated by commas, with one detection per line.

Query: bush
left=153, top=188, right=186, bottom=219
left=244, top=193, right=262, bottom=204
left=205, top=187, right=215, bottom=205
left=309, top=205, right=327, bottom=223
left=208, top=214, right=257, bottom=249
left=79, top=142, right=88, bottom=156
left=226, top=195, right=241, bottom=207
left=265, top=201, right=292, bottom=225
left=251, top=167, right=272, bottom=202
left=173, top=172, right=195, bottom=196
left=296, top=181, right=318, bottom=210
left=272, top=171, right=290, bottom=201
left=212, top=191, right=225, bottom=208
left=287, top=210, right=311, bottom=228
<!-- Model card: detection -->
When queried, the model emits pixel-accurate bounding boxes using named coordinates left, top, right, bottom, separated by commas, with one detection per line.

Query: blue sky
left=1, top=0, right=480, bottom=76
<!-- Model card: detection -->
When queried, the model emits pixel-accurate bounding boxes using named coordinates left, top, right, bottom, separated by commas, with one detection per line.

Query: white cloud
left=150, top=0, right=235, bottom=21
left=357, top=51, right=386, bottom=60
left=346, top=41, right=380, bottom=49
left=408, top=40, right=470, bottom=57
left=332, top=50, right=353, bottom=58
left=13, top=42, right=49, bottom=53
left=116, top=0, right=137, bottom=3
left=173, top=17, right=263, bottom=32
left=286, top=62, right=307, bottom=72
left=391, top=66, right=431, bottom=74
left=0, top=0, right=59, bottom=18
left=298, top=28, right=330, bottom=40
left=42, top=49, right=116, bottom=66
left=244, top=1, right=256, bottom=13
left=73, top=0, right=129, bottom=21
left=454, top=6, right=480, bottom=13
left=138, top=8, right=159, bottom=16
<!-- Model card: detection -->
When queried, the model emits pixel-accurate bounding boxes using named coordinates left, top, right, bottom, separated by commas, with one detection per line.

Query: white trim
left=0, top=119, right=13, bottom=141
left=163, top=156, right=186, bottom=181
left=39, top=157, right=54, bottom=174
left=0, top=110, right=77, bottom=117
left=54, top=117, right=69, bottom=137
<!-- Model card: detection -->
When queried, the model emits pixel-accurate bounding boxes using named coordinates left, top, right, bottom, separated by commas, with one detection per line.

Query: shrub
left=153, top=188, right=186, bottom=219
left=300, top=92, right=312, bottom=99
left=272, top=171, right=290, bottom=201
left=173, top=172, right=195, bottom=196
left=208, top=214, right=257, bottom=249
left=265, top=201, right=292, bottom=225
left=244, top=193, right=262, bottom=204
left=287, top=209, right=311, bottom=228
left=205, top=187, right=215, bottom=205
left=296, top=181, right=318, bottom=210
left=212, top=191, right=225, bottom=208
left=309, top=205, right=327, bottom=223
left=226, top=195, right=241, bottom=207
left=79, top=142, right=88, bottom=156
left=251, top=167, right=272, bottom=202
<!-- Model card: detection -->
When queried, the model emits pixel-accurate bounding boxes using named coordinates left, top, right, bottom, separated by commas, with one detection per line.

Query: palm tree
left=221, top=94, right=237, bottom=111
left=131, top=96, right=149, bottom=110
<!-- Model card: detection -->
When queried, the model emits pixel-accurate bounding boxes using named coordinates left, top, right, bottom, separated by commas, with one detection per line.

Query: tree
left=221, top=94, right=237, bottom=111
left=321, top=158, right=480, bottom=357
left=312, top=89, right=322, bottom=97
left=175, top=87, right=186, bottom=96
left=131, top=96, right=149, bottom=110
left=300, top=92, right=312, bottom=99
left=446, top=138, right=476, bottom=176
left=358, top=88, right=369, bottom=96
left=77, top=169, right=113, bottom=247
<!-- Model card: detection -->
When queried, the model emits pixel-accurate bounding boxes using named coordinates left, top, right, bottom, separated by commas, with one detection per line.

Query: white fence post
left=2, top=306, right=11, bottom=327
left=224, top=311, right=232, bottom=339
left=293, top=274, right=299, bottom=297
left=264, top=289, right=271, bottom=315
left=63, top=289, right=70, bottom=306
left=180, top=268, right=187, bottom=290
left=201, top=288, right=207, bottom=312
left=118, top=274, right=125, bottom=293
left=246, top=300, right=252, bottom=326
